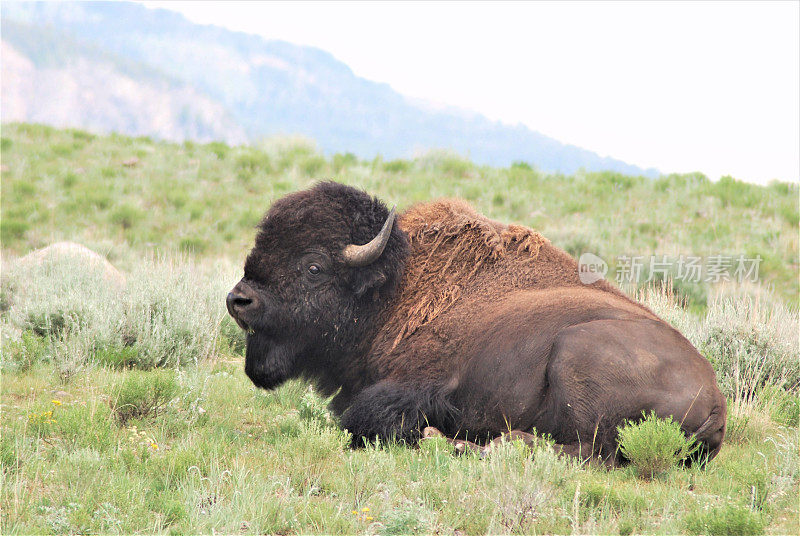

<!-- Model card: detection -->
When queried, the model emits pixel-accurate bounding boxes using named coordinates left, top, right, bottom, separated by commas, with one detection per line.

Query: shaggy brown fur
left=368, top=199, right=656, bottom=378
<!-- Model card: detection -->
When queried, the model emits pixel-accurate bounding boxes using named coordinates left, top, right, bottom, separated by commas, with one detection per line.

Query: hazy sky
left=141, top=1, right=799, bottom=184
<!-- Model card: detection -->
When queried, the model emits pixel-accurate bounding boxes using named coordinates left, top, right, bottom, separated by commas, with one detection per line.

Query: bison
left=227, top=182, right=726, bottom=465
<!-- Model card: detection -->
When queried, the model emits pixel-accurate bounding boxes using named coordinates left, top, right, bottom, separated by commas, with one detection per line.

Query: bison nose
left=226, top=280, right=260, bottom=321
left=226, top=292, right=252, bottom=315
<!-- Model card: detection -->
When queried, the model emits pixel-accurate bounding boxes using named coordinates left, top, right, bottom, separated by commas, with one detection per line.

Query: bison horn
left=342, top=207, right=396, bottom=267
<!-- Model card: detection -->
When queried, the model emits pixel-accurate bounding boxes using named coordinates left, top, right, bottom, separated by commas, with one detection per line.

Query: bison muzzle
left=227, top=182, right=726, bottom=465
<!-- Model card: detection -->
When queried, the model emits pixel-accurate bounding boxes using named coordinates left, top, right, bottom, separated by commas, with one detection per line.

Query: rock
left=16, top=242, right=126, bottom=288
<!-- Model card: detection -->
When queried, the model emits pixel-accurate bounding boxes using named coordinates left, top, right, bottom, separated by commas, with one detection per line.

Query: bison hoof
left=422, top=426, right=445, bottom=439
left=453, top=440, right=483, bottom=456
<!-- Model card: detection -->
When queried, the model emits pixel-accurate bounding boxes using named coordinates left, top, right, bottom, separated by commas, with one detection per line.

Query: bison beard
left=244, top=333, right=299, bottom=391
left=227, top=181, right=727, bottom=466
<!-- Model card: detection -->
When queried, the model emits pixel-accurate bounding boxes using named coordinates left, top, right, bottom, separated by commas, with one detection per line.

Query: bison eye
left=307, top=264, right=321, bottom=275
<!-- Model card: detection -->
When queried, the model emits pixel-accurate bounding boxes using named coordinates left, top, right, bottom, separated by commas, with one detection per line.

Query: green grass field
left=1, top=123, right=798, bottom=534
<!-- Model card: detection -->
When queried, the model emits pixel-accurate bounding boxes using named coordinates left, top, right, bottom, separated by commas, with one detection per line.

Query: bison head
left=227, top=182, right=408, bottom=393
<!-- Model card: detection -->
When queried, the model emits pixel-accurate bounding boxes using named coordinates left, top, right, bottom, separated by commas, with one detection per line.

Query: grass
left=1, top=356, right=797, bottom=534
left=1, top=124, right=798, bottom=534
left=684, top=505, right=765, bottom=536
left=617, top=412, right=699, bottom=480
left=111, top=370, right=181, bottom=424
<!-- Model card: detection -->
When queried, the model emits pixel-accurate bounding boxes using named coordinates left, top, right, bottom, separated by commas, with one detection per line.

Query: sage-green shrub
left=617, top=411, right=699, bottom=479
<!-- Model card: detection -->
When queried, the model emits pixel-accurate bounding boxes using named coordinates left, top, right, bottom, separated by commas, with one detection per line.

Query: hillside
left=1, top=20, right=246, bottom=144
left=1, top=123, right=797, bottom=305
left=1, top=124, right=798, bottom=534
left=1, top=1, right=659, bottom=176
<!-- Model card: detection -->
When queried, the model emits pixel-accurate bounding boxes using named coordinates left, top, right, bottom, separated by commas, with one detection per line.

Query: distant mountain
left=1, top=2, right=658, bottom=176
left=1, top=20, right=245, bottom=143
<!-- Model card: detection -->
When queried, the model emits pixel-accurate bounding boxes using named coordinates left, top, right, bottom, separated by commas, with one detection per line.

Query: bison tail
left=689, top=399, right=727, bottom=466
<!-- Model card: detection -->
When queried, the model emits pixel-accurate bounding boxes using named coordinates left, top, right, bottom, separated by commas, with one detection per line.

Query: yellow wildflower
left=351, top=510, right=358, bottom=515
left=362, top=507, right=369, bottom=512
left=51, top=400, right=62, bottom=406
left=151, top=443, right=159, bottom=450
left=365, top=516, right=374, bottom=521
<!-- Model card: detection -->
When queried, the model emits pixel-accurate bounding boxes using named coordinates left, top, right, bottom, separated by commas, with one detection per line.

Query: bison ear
left=351, top=268, right=388, bottom=300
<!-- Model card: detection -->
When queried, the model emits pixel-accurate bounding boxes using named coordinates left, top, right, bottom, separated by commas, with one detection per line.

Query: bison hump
left=391, top=200, right=549, bottom=346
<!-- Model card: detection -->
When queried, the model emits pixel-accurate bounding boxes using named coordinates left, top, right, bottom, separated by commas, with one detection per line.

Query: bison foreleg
left=340, top=381, right=456, bottom=447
